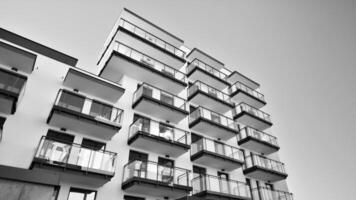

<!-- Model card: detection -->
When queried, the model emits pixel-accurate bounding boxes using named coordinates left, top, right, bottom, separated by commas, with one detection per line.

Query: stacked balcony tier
left=0, top=67, right=27, bottom=114
left=191, top=137, right=244, bottom=171
left=243, top=153, right=288, bottom=182
left=233, top=103, right=272, bottom=130
left=187, top=59, right=230, bottom=90
left=122, top=160, right=192, bottom=199
left=132, top=83, right=189, bottom=123
left=188, top=80, right=234, bottom=114
left=99, top=42, right=187, bottom=94
left=192, top=174, right=251, bottom=200
left=238, top=127, right=279, bottom=155
left=0, top=41, right=36, bottom=73
left=189, top=106, right=239, bottom=140
left=251, top=187, right=293, bottom=200
left=47, top=89, right=124, bottom=140
left=227, top=71, right=260, bottom=91
left=128, top=116, right=190, bottom=157
left=229, top=81, right=266, bottom=109
left=31, top=136, right=117, bottom=187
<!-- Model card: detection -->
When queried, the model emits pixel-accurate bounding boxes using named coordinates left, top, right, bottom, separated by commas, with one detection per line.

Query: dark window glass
left=68, top=188, right=96, bottom=200
left=81, top=138, right=105, bottom=151
left=129, top=150, right=148, bottom=162
left=89, top=101, right=112, bottom=121
left=46, top=129, right=74, bottom=144
left=159, top=123, right=173, bottom=140
left=0, top=70, right=26, bottom=94
left=133, top=114, right=150, bottom=133
left=58, top=91, right=85, bottom=112
left=124, top=195, right=145, bottom=200
left=160, top=92, right=173, bottom=105
left=142, top=85, right=152, bottom=97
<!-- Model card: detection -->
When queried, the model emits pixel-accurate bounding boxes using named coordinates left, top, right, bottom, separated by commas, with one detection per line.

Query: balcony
left=0, top=67, right=27, bottom=114
left=229, top=81, right=266, bottom=109
left=251, top=187, right=293, bottom=200
left=47, top=89, right=123, bottom=140
left=187, top=59, right=230, bottom=90
left=227, top=71, right=260, bottom=91
left=192, top=174, right=251, bottom=200
left=186, top=48, right=225, bottom=70
left=128, top=117, right=190, bottom=157
left=63, top=68, right=125, bottom=103
left=188, top=80, right=234, bottom=114
left=189, top=106, right=239, bottom=140
left=118, top=19, right=186, bottom=61
left=238, top=127, right=279, bottom=155
left=243, top=154, right=288, bottom=182
left=0, top=41, right=36, bottom=73
left=132, top=83, right=189, bottom=123
left=191, top=137, right=244, bottom=171
left=122, top=160, right=192, bottom=199
left=31, top=136, right=117, bottom=187
left=99, top=42, right=187, bottom=94
left=233, top=103, right=272, bottom=131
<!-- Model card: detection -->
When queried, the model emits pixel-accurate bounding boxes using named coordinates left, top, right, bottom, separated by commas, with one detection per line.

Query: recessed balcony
left=99, top=42, right=187, bottom=94
left=63, top=68, right=125, bottom=103
left=191, top=137, right=244, bottom=171
left=229, top=81, right=266, bottom=109
left=189, top=106, right=239, bottom=140
left=122, top=160, right=192, bottom=199
left=238, top=127, right=279, bottom=155
left=0, top=67, right=27, bottom=114
left=118, top=19, right=186, bottom=61
left=47, top=89, right=124, bottom=140
left=0, top=41, right=36, bottom=74
left=243, top=153, right=288, bottom=182
left=128, top=117, right=190, bottom=157
left=132, top=83, right=189, bottom=123
left=188, top=80, right=234, bottom=114
left=227, top=71, right=260, bottom=91
left=187, top=59, right=230, bottom=90
left=31, top=136, right=117, bottom=187
left=233, top=103, right=272, bottom=131
left=192, top=174, right=251, bottom=200
left=251, top=187, right=293, bottom=200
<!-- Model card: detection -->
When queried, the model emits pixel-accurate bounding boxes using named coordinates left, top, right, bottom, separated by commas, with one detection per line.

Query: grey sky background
left=1, top=0, right=356, bottom=199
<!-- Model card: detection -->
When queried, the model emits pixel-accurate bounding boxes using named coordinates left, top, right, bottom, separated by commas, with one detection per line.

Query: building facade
left=0, top=8, right=293, bottom=200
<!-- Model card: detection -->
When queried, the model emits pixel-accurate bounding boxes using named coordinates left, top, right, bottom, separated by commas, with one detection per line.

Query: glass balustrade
left=123, top=160, right=190, bottom=187
left=129, top=117, right=190, bottom=145
left=188, top=80, right=232, bottom=104
left=252, top=187, right=293, bottom=200
left=245, top=154, right=286, bottom=174
left=119, top=19, right=186, bottom=58
left=0, top=68, right=27, bottom=95
left=34, top=136, right=117, bottom=175
left=239, top=127, right=278, bottom=147
left=54, top=89, right=123, bottom=125
left=133, top=83, right=188, bottom=111
left=192, top=174, right=251, bottom=198
left=234, top=103, right=271, bottom=122
left=187, top=59, right=228, bottom=80
left=189, top=106, right=239, bottom=131
left=230, top=81, right=265, bottom=102
left=191, top=137, right=244, bottom=162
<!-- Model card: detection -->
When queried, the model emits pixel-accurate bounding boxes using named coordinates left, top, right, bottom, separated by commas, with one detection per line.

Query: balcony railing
left=189, top=106, right=239, bottom=131
left=188, top=80, right=232, bottom=104
left=234, top=103, right=272, bottom=122
left=133, top=83, right=189, bottom=112
left=129, top=117, right=190, bottom=145
left=54, top=89, right=123, bottom=126
left=119, top=19, right=186, bottom=58
left=187, top=58, right=228, bottom=80
left=244, top=154, right=286, bottom=174
left=239, top=127, right=278, bottom=147
left=34, top=136, right=117, bottom=175
left=113, top=42, right=186, bottom=82
left=230, top=81, right=265, bottom=102
left=191, top=137, right=244, bottom=162
left=252, top=187, right=293, bottom=200
left=192, top=174, right=251, bottom=198
left=0, top=68, right=27, bottom=95
left=123, top=160, right=191, bottom=187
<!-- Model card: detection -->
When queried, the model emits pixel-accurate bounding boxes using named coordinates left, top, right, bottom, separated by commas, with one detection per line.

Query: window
left=58, top=91, right=85, bottom=113
left=133, top=114, right=150, bottom=133
left=89, top=101, right=112, bottom=121
left=46, top=129, right=74, bottom=144
left=211, top=112, right=221, bottom=123
left=124, top=195, right=145, bottom=200
left=159, top=123, right=173, bottom=140
left=68, top=188, right=96, bottom=200
left=160, top=92, right=173, bottom=105
left=81, top=138, right=105, bottom=151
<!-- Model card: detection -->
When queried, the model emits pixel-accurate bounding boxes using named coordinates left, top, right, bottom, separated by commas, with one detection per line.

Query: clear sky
left=1, top=0, right=356, bottom=199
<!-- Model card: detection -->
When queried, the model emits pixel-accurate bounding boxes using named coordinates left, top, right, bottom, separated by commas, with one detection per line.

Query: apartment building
left=0, top=8, right=293, bottom=200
